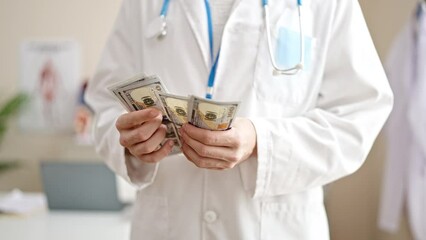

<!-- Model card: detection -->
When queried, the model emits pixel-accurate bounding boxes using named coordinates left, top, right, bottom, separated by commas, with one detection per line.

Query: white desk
left=0, top=210, right=131, bottom=240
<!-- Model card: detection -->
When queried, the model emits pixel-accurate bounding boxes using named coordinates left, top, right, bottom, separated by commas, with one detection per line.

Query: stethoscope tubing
left=158, top=0, right=305, bottom=98
left=263, top=0, right=304, bottom=75
left=160, top=0, right=171, bottom=17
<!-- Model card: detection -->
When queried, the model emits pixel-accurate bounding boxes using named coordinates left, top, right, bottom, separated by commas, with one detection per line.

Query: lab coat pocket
left=260, top=202, right=328, bottom=240
left=275, top=27, right=314, bottom=72
left=239, top=156, right=257, bottom=193
left=254, top=20, right=317, bottom=107
left=130, top=195, right=168, bottom=239
left=253, top=5, right=318, bottom=109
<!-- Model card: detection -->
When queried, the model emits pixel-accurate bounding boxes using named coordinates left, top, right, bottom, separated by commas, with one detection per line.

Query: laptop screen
left=40, top=161, right=125, bottom=211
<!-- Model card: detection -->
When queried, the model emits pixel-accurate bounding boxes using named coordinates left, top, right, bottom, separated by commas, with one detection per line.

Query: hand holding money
left=179, top=118, right=257, bottom=170
left=109, top=74, right=242, bottom=160
left=115, top=108, right=175, bottom=163
left=108, top=74, right=181, bottom=155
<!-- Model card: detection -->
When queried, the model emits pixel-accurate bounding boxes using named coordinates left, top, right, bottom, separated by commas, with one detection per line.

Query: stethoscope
left=148, top=0, right=304, bottom=99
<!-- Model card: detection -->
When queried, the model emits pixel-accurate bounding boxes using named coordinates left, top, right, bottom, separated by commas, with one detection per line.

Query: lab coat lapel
left=211, top=0, right=260, bottom=98
left=178, top=0, right=210, bottom=71
left=408, top=6, right=426, bottom=157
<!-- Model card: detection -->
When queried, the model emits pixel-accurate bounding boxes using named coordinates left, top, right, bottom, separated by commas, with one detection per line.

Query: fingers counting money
left=109, top=74, right=255, bottom=168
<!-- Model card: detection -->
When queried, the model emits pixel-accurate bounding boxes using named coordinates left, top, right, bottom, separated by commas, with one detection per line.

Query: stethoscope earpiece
left=158, top=18, right=168, bottom=39
left=157, top=26, right=167, bottom=39
left=145, top=15, right=168, bottom=40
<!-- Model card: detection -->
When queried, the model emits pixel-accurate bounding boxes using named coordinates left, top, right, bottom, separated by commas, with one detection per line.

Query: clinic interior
left=0, top=0, right=422, bottom=240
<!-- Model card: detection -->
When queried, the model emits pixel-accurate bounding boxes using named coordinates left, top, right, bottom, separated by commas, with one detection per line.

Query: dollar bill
left=107, top=73, right=147, bottom=91
left=107, top=73, right=147, bottom=112
left=187, top=95, right=239, bottom=131
left=118, top=75, right=168, bottom=114
left=155, top=92, right=189, bottom=128
left=108, top=74, right=181, bottom=152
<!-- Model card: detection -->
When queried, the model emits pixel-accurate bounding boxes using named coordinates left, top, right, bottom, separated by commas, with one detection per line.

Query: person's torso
left=129, top=0, right=337, bottom=239
left=136, top=0, right=336, bottom=120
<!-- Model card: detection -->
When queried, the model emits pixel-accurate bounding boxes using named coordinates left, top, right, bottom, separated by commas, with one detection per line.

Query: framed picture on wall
left=19, top=40, right=80, bottom=132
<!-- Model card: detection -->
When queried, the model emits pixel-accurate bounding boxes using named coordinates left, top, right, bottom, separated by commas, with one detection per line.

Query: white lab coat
left=379, top=3, right=426, bottom=239
left=86, top=0, right=393, bottom=239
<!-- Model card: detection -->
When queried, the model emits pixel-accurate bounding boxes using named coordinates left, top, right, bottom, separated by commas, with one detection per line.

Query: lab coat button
left=204, top=211, right=217, bottom=223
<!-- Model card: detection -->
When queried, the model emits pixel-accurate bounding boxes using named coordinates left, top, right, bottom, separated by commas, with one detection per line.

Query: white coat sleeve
left=247, top=0, right=393, bottom=198
left=85, top=0, right=159, bottom=189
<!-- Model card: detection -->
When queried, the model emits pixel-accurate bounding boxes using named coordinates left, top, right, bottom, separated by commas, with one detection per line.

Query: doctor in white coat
left=379, top=2, right=426, bottom=239
left=86, top=0, right=393, bottom=239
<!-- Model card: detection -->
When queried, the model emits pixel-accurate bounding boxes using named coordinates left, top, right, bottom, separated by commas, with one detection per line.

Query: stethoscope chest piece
left=145, top=16, right=168, bottom=39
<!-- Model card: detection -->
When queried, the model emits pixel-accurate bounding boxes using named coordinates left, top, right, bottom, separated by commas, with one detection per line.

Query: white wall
left=0, top=0, right=122, bottom=191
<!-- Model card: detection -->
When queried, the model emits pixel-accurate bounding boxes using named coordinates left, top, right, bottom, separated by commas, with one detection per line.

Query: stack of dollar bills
left=108, top=74, right=240, bottom=153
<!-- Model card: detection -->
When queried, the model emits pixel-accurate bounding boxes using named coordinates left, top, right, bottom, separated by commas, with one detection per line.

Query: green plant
left=0, top=93, right=28, bottom=174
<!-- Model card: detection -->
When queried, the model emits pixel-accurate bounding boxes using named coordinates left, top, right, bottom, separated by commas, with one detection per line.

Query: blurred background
left=0, top=0, right=421, bottom=239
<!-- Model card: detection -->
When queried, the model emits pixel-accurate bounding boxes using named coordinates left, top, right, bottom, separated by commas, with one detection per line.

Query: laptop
left=40, top=161, right=125, bottom=211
